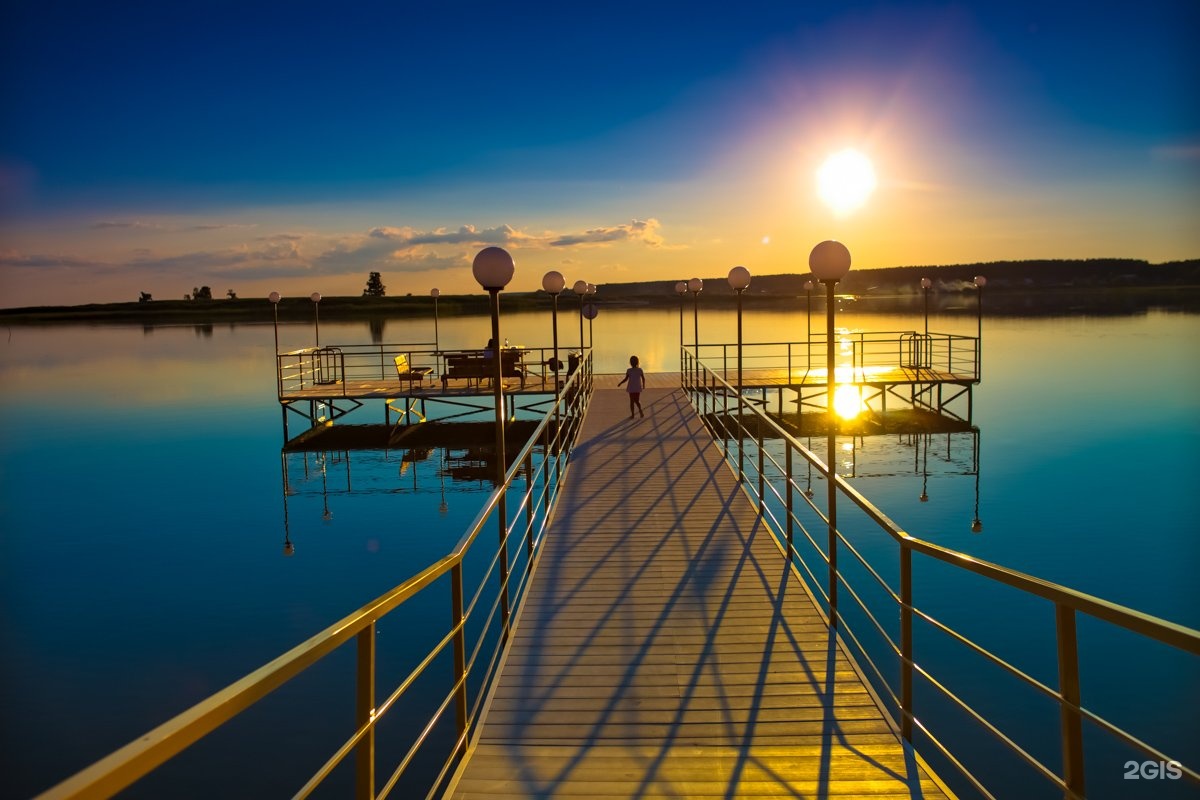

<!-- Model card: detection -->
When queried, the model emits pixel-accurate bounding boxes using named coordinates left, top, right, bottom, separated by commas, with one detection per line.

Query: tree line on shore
left=3, top=258, right=1197, bottom=323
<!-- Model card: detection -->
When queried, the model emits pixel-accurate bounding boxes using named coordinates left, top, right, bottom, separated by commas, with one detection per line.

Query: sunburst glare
left=833, top=384, right=866, bottom=419
left=817, top=149, right=877, bottom=216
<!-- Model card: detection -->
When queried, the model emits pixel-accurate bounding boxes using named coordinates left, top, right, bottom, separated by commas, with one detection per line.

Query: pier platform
left=444, top=388, right=951, bottom=798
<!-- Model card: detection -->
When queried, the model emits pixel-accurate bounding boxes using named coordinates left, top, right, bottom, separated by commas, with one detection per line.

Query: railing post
left=524, top=453, right=535, bottom=559
left=756, top=426, right=765, bottom=513
left=543, top=424, right=554, bottom=516
left=900, top=545, right=913, bottom=741
left=450, top=563, right=468, bottom=756
left=498, top=494, right=511, bottom=643
left=1056, top=604, right=1086, bottom=799
left=355, top=624, right=376, bottom=800
left=827, top=445, right=838, bottom=629
left=785, top=445, right=794, bottom=557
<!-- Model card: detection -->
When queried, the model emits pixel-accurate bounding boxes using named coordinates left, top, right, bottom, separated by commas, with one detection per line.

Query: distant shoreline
left=3, top=258, right=1197, bottom=325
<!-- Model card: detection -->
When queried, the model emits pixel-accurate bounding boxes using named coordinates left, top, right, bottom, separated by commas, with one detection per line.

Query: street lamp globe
left=803, top=280, right=813, bottom=292
left=472, top=247, right=515, bottom=290
left=688, top=277, right=703, bottom=294
left=431, top=288, right=440, bottom=298
left=920, top=277, right=932, bottom=290
left=808, top=241, right=851, bottom=282
left=974, top=276, right=987, bottom=288
left=727, top=266, right=751, bottom=291
left=268, top=291, right=281, bottom=304
left=572, top=279, right=588, bottom=295
left=310, top=291, right=322, bottom=303
left=586, top=283, right=597, bottom=295
left=542, top=271, right=565, bottom=295
left=675, top=281, right=687, bottom=295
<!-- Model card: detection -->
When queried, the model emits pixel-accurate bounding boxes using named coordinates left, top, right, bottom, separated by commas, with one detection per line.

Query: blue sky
left=1, top=0, right=1196, bottom=306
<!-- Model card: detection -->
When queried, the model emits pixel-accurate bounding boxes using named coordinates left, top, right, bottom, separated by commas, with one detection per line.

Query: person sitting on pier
left=617, top=355, right=645, bottom=419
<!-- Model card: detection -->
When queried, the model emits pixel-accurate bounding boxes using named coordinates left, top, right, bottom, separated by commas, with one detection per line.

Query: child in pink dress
left=617, top=355, right=645, bottom=418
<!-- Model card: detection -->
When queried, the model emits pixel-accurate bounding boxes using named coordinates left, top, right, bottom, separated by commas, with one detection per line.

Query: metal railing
left=692, top=331, right=980, bottom=383
left=276, top=344, right=581, bottom=397
left=681, top=349, right=1199, bottom=799
left=39, top=354, right=596, bottom=800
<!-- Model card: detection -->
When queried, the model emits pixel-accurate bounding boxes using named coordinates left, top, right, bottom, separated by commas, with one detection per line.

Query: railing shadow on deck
left=681, top=347, right=1200, bottom=800
left=483, top=389, right=924, bottom=799
left=36, top=359, right=597, bottom=800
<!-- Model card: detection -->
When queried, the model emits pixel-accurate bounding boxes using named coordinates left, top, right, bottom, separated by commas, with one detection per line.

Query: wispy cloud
left=2, top=217, right=675, bottom=294
left=1151, top=143, right=1200, bottom=161
left=88, top=220, right=258, bottom=232
left=550, top=218, right=663, bottom=247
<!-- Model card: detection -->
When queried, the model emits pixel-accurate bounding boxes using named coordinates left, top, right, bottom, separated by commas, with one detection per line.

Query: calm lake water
left=1, top=305, right=1197, bottom=798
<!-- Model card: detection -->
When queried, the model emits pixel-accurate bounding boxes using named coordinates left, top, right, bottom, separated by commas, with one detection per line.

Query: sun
left=833, top=384, right=866, bottom=419
left=817, top=149, right=877, bottom=216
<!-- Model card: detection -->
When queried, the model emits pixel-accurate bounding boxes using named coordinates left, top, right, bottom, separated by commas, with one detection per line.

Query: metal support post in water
left=1056, top=604, right=1086, bottom=797
left=900, top=547, right=913, bottom=741
left=355, top=624, right=376, bottom=800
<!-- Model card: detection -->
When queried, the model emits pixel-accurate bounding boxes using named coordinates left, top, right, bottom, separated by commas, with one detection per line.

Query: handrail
left=681, top=350, right=1200, bottom=798
left=275, top=343, right=588, bottom=398
left=38, top=354, right=596, bottom=800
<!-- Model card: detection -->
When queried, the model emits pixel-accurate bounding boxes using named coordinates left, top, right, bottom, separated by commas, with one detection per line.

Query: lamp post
left=675, top=281, right=687, bottom=379
left=809, top=240, right=852, bottom=631
left=804, top=279, right=814, bottom=371
left=920, top=277, right=932, bottom=336
left=973, top=275, right=986, bottom=376
left=310, top=291, right=322, bottom=347
left=542, top=271, right=565, bottom=396
left=585, top=284, right=598, bottom=349
left=431, top=288, right=441, bottom=353
left=572, top=279, right=588, bottom=353
left=688, top=277, right=703, bottom=386
left=473, top=246, right=516, bottom=641
left=728, top=266, right=751, bottom=483
left=268, top=291, right=281, bottom=354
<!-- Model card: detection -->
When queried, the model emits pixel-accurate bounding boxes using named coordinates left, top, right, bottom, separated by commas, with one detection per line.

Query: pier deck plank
left=444, top=387, right=950, bottom=799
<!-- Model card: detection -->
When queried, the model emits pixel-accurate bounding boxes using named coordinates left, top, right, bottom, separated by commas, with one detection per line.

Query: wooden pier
left=444, top=387, right=951, bottom=799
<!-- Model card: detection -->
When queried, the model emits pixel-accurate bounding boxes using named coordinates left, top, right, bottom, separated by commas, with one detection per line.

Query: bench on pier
left=441, top=350, right=525, bottom=389
left=394, top=355, right=433, bottom=390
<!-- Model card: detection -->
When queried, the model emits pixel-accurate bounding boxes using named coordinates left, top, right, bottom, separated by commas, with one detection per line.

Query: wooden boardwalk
left=445, top=387, right=951, bottom=799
